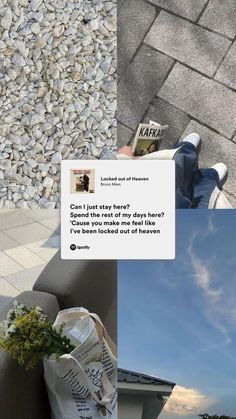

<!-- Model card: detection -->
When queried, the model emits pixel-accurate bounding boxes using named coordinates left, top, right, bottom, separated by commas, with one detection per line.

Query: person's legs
left=174, top=141, right=198, bottom=204
left=192, top=164, right=227, bottom=208
left=100, top=135, right=202, bottom=207
left=176, top=187, right=192, bottom=208
left=192, top=169, right=219, bottom=208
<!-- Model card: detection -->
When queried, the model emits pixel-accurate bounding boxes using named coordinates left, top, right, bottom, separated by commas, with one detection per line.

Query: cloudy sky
left=118, top=211, right=236, bottom=418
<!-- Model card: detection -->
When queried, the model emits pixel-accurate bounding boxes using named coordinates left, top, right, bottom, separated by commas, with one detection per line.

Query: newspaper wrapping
left=43, top=308, right=117, bottom=419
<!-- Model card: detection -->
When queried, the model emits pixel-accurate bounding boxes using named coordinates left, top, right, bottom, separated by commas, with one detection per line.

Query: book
left=132, top=121, right=168, bottom=157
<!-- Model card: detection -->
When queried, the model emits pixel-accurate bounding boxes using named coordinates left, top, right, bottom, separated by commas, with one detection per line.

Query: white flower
left=35, top=306, right=44, bottom=313
left=0, top=320, right=10, bottom=334
left=7, top=308, right=16, bottom=321
left=7, top=324, right=16, bottom=335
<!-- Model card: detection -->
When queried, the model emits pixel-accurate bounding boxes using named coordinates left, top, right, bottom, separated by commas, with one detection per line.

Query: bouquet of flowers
left=0, top=301, right=75, bottom=370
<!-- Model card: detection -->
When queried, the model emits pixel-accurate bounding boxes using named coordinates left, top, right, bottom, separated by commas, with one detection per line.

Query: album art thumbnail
left=70, top=169, right=95, bottom=194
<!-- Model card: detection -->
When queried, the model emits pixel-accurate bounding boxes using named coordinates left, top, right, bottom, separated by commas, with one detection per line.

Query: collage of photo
left=0, top=0, right=236, bottom=418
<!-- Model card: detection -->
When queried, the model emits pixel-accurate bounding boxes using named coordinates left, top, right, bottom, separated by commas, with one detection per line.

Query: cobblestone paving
left=117, top=0, right=236, bottom=205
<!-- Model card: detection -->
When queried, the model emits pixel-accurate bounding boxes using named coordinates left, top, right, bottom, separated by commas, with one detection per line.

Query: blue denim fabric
left=191, top=168, right=219, bottom=208
left=100, top=142, right=220, bottom=209
left=175, top=142, right=219, bottom=208
left=175, top=142, right=197, bottom=208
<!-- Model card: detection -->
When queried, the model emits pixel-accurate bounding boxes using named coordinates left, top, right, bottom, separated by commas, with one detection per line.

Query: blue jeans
left=101, top=143, right=220, bottom=209
left=175, top=142, right=220, bottom=208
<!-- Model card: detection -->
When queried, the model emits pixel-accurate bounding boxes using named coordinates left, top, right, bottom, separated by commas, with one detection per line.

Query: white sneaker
left=212, top=163, right=227, bottom=183
left=180, top=133, right=201, bottom=149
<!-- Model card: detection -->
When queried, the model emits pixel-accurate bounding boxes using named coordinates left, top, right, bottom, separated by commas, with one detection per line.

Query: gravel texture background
left=0, top=0, right=117, bottom=209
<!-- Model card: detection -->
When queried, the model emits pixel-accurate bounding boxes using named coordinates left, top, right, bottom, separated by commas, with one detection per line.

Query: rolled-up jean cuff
left=175, top=141, right=196, bottom=152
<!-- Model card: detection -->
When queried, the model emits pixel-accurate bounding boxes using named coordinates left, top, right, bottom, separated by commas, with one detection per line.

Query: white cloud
left=208, top=215, right=217, bottom=235
left=187, top=216, right=222, bottom=303
left=164, top=385, right=214, bottom=415
left=187, top=218, right=231, bottom=350
left=190, top=257, right=222, bottom=303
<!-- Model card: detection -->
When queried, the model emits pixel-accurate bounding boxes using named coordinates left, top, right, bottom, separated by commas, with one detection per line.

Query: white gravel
left=0, top=0, right=117, bottom=209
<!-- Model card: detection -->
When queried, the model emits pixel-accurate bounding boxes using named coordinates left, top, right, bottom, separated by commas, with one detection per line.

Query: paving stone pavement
left=117, top=0, right=236, bottom=206
left=0, top=209, right=60, bottom=310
